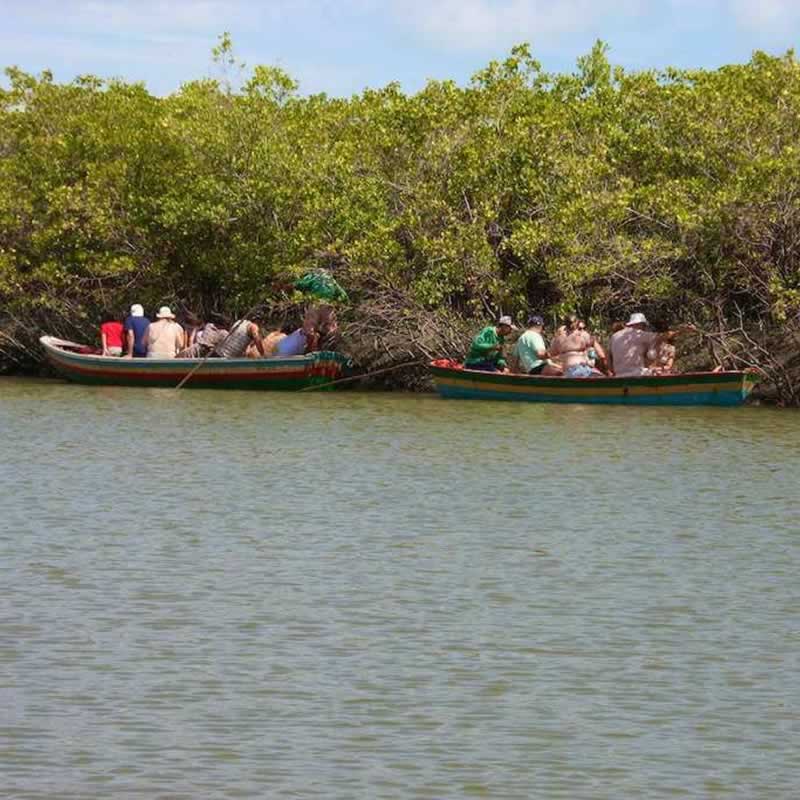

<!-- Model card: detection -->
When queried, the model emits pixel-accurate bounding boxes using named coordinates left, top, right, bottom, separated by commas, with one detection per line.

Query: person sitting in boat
left=549, top=315, right=607, bottom=378
left=123, top=303, right=151, bottom=358
left=256, top=322, right=293, bottom=357
left=307, top=304, right=339, bottom=351
left=647, top=324, right=677, bottom=374
left=273, top=305, right=340, bottom=357
left=609, top=313, right=691, bottom=377
left=100, top=312, right=125, bottom=357
left=464, top=315, right=517, bottom=372
left=146, top=306, right=185, bottom=359
left=214, top=319, right=265, bottom=358
left=180, top=311, right=203, bottom=350
left=274, top=325, right=308, bottom=357
left=178, top=321, right=231, bottom=358
left=513, top=315, right=559, bottom=375
left=577, top=319, right=600, bottom=370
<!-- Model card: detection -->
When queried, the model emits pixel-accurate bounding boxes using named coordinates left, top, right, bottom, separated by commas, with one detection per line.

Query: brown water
left=1, top=378, right=799, bottom=798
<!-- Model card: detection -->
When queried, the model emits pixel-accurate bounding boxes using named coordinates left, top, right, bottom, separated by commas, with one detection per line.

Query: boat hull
left=430, top=361, right=758, bottom=406
left=41, top=336, right=349, bottom=390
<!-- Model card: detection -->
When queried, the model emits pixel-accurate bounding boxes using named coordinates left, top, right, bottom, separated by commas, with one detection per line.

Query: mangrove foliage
left=2, top=40, right=800, bottom=399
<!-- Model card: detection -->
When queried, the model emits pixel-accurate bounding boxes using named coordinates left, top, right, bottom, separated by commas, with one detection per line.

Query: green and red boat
left=430, top=359, right=758, bottom=406
left=41, top=336, right=349, bottom=390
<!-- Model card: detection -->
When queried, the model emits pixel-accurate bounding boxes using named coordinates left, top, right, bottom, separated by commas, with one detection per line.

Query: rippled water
left=1, top=377, right=798, bottom=798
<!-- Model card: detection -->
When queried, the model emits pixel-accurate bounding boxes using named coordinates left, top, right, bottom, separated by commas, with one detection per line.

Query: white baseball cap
left=497, top=315, right=518, bottom=330
left=130, top=303, right=144, bottom=318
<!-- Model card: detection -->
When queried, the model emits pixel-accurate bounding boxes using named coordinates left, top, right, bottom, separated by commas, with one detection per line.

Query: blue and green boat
left=430, top=360, right=758, bottom=406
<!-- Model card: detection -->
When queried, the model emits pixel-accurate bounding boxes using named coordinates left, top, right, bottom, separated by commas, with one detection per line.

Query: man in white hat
left=123, top=303, right=151, bottom=358
left=609, top=312, right=693, bottom=377
left=464, top=315, right=517, bottom=372
left=145, top=306, right=185, bottom=359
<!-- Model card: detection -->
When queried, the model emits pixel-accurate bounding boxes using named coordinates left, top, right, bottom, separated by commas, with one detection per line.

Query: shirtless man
left=549, top=315, right=607, bottom=378
left=609, top=313, right=691, bottom=377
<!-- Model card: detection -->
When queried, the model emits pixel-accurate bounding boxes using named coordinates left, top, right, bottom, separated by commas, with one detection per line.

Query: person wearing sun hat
left=145, top=306, right=185, bottom=359
left=463, top=315, right=517, bottom=372
left=608, top=312, right=697, bottom=376
left=607, top=312, right=656, bottom=376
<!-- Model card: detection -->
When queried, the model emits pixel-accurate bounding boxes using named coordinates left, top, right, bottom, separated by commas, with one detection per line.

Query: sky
left=2, top=0, right=800, bottom=96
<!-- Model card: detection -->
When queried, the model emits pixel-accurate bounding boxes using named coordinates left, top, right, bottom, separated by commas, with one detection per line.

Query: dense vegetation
left=2, top=39, right=800, bottom=400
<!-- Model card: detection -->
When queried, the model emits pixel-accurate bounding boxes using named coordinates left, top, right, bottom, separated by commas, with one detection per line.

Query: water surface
left=1, top=378, right=798, bottom=798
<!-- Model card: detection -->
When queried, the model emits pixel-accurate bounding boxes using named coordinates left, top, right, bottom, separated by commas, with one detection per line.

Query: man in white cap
left=146, top=306, right=185, bottom=359
left=123, top=303, right=151, bottom=358
left=464, top=315, right=517, bottom=372
left=609, top=312, right=693, bottom=377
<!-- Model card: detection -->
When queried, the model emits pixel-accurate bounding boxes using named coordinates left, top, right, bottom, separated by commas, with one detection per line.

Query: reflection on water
left=1, top=378, right=799, bottom=798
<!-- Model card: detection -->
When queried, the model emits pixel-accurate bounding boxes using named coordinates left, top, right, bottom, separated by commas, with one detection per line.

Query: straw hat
left=156, top=306, right=176, bottom=319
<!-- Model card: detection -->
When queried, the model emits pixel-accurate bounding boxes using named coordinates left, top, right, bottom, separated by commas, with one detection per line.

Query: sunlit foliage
left=2, top=41, right=800, bottom=393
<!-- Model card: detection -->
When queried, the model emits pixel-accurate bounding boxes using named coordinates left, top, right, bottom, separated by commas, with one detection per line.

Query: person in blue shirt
left=275, top=327, right=308, bottom=356
left=124, top=303, right=151, bottom=358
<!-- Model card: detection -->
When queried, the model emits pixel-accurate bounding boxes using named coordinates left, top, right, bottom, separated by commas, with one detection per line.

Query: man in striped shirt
left=214, top=320, right=265, bottom=358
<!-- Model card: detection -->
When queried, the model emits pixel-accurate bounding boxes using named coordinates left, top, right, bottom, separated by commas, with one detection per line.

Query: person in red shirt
left=100, top=313, right=125, bottom=357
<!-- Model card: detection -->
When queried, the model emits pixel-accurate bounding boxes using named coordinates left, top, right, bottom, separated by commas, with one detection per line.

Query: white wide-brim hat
left=156, top=306, right=175, bottom=319
left=627, top=312, right=649, bottom=326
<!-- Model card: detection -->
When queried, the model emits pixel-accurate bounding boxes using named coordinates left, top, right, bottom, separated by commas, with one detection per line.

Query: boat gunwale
left=429, top=360, right=758, bottom=388
left=40, top=335, right=348, bottom=370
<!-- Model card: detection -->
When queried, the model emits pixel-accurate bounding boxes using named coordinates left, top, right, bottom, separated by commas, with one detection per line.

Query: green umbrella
left=294, top=270, right=349, bottom=302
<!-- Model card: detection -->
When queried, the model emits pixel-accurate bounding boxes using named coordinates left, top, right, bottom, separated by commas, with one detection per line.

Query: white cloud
left=730, top=0, right=800, bottom=31
left=5, top=0, right=800, bottom=96
left=79, top=0, right=231, bottom=32
left=389, top=0, right=800, bottom=52
left=389, top=0, right=644, bottom=50
left=11, top=0, right=259, bottom=41
left=10, top=1, right=800, bottom=53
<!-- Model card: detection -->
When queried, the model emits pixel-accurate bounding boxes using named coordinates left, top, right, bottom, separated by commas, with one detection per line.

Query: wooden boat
left=430, top=359, right=758, bottom=406
left=40, top=336, right=350, bottom=390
